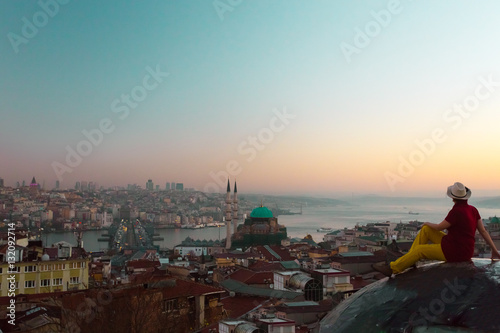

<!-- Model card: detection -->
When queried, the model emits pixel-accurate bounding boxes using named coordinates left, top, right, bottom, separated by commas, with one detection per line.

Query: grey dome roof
left=319, top=259, right=500, bottom=332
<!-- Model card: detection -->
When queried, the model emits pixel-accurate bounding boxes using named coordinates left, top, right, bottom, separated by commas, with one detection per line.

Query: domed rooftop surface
left=252, top=224, right=269, bottom=231
left=490, top=216, right=500, bottom=224
left=250, top=206, right=273, bottom=219
left=319, top=259, right=500, bottom=333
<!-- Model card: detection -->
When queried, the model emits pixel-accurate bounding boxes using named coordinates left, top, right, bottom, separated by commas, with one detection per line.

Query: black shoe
left=372, top=261, right=393, bottom=277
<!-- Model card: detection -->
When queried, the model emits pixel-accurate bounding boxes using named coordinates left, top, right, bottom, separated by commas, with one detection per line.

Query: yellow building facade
left=0, top=259, right=89, bottom=296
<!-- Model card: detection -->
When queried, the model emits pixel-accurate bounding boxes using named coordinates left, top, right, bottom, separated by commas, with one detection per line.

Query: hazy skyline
left=2, top=1, right=500, bottom=196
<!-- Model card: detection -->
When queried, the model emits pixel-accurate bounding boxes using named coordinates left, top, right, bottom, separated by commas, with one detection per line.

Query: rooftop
left=258, top=318, right=291, bottom=324
left=283, top=301, right=319, bottom=307
left=250, top=206, right=274, bottom=219
left=313, top=268, right=346, bottom=274
left=336, top=251, right=374, bottom=257
left=319, top=259, right=500, bottom=332
left=220, top=296, right=269, bottom=319
left=490, top=216, right=500, bottom=224
left=221, top=279, right=303, bottom=300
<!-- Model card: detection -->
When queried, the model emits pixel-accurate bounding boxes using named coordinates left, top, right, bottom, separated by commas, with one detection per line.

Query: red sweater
left=441, top=200, right=480, bottom=262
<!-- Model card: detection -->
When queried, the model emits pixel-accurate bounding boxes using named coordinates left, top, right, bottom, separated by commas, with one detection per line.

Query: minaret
left=232, top=181, right=238, bottom=236
left=225, top=179, right=232, bottom=249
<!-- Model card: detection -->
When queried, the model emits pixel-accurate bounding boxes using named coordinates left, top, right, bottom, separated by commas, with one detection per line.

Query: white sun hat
left=447, top=182, right=471, bottom=200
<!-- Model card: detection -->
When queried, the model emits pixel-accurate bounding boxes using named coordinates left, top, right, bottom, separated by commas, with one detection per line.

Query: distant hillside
left=240, top=194, right=350, bottom=208
left=474, top=197, right=500, bottom=209
left=343, top=195, right=500, bottom=209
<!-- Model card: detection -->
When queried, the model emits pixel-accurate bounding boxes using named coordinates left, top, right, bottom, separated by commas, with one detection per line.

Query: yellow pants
left=390, top=225, right=447, bottom=274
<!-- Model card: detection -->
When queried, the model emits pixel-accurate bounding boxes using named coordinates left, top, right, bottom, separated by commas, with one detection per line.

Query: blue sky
left=1, top=0, right=500, bottom=196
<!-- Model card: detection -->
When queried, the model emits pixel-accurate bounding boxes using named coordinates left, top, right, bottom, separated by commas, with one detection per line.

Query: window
left=71, top=262, right=86, bottom=268
left=25, top=280, right=36, bottom=288
left=53, top=278, right=63, bottom=286
left=41, top=279, right=50, bottom=287
left=24, top=265, right=36, bottom=272
left=54, top=263, right=65, bottom=270
left=40, top=264, right=51, bottom=271
left=162, top=299, right=178, bottom=313
left=70, top=277, right=80, bottom=284
left=9, top=266, right=20, bottom=273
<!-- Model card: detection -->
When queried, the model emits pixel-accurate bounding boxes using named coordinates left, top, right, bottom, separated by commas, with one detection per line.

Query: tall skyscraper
left=146, top=179, right=154, bottom=191
left=29, top=177, right=39, bottom=192
left=55, top=180, right=60, bottom=190
left=175, top=183, right=184, bottom=191
left=29, top=177, right=38, bottom=188
left=0, top=178, right=4, bottom=188
left=171, top=182, right=176, bottom=191
left=75, top=182, right=81, bottom=190
left=22, top=180, right=26, bottom=187
left=165, top=182, right=170, bottom=190
left=81, top=181, right=88, bottom=191
left=155, top=185, right=160, bottom=191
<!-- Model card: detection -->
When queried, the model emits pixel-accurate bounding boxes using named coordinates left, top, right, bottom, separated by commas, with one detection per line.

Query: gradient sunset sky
left=1, top=1, right=500, bottom=196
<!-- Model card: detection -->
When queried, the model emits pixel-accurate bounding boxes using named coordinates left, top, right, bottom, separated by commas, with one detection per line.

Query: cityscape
left=0, top=178, right=499, bottom=332
left=3, top=1, right=500, bottom=332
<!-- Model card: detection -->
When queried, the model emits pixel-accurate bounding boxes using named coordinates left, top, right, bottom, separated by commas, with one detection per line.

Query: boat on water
left=205, top=222, right=226, bottom=227
left=181, top=224, right=205, bottom=229
left=317, top=227, right=334, bottom=232
left=409, top=211, right=419, bottom=215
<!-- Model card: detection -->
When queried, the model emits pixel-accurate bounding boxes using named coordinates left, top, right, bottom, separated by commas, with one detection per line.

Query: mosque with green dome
left=231, top=204, right=288, bottom=248
left=487, top=216, right=500, bottom=233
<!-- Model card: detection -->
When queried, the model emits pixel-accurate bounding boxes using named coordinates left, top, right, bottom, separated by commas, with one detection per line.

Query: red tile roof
left=245, top=272, right=273, bottom=285
left=162, top=278, right=225, bottom=300
left=220, top=295, right=270, bottom=319
left=228, top=268, right=274, bottom=285
left=127, top=259, right=161, bottom=269
left=254, top=245, right=293, bottom=261
left=70, top=247, right=88, bottom=259
left=213, top=252, right=256, bottom=259
left=44, top=247, right=58, bottom=260
left=228, top=268, right=255, bottom=283
left=248, top=261, right=284, bottom=272
left=350, top=276, right=374, bottom=290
